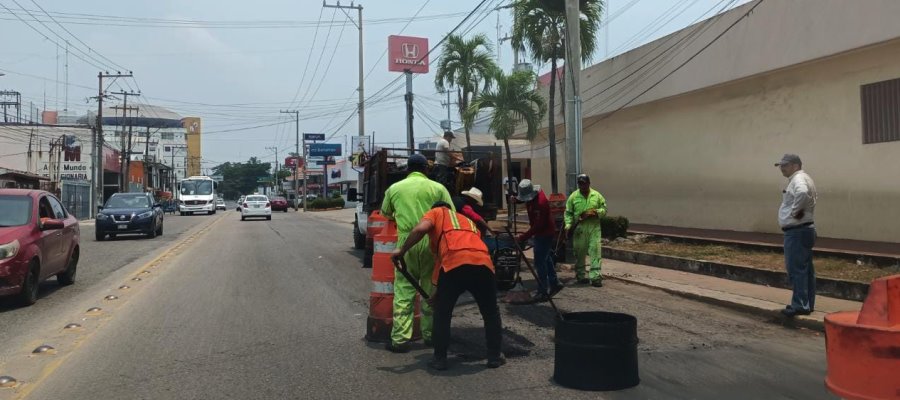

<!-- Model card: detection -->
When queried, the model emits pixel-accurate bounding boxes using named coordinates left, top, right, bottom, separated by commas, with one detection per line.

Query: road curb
left=529, top=256, right=826, bottom=332
left=603, top=273, right=826, bottom=332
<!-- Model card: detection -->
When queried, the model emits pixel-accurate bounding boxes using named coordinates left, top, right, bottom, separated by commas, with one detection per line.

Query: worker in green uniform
left=564, top=174, right=607, bottom=287
left=381, top=153, right=454, bottom=353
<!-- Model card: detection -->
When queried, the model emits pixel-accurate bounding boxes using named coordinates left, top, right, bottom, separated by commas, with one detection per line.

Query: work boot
left=591, top=280, right=603, bottom=288
left=486, top=356, right=506, bottom=369
left=385, top=341, right=410, bottom=353
left=427, top=357, right=448, bottom=371
left=423, top=339, right=434, bottom=348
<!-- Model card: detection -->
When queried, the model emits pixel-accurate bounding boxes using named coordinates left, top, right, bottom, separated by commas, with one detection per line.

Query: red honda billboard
left=388, top=35, right=429, bottom=74
left=284, top=156, right=303, bottom=169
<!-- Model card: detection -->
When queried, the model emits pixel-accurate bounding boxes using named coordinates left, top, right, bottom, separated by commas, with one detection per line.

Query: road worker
left=564, top=174, right=607, bottom=287
left=380, top=153, right=454, bottom=353
left=392, top=201, right=504, bottom=371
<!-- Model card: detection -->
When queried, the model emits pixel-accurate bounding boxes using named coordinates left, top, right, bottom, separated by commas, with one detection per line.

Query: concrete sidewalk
left=552, top=258, right=863, bottom=331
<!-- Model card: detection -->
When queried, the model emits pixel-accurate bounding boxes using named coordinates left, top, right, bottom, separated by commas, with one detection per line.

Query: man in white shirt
left=775, top=153, right=818, bottom=317
left=434, top=131, right=456, bottom=191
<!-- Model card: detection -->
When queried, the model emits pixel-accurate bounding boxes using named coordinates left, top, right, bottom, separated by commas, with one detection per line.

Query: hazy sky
left=0, top=0, right=749, bottom=170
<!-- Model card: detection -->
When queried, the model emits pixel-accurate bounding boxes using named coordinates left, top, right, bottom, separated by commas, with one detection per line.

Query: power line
left=27, top=0, right=129, bottom=72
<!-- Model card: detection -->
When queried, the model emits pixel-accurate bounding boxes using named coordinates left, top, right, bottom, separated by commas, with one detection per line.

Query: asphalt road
left=1, top=210, right=835, bottom=399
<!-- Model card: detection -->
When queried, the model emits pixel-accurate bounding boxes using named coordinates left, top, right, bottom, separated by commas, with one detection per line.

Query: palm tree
left=434, top=33, right=499, bottom=149
left=464, top=70, right=547, bottom=195
left=511, top=0, right=602, bottom=193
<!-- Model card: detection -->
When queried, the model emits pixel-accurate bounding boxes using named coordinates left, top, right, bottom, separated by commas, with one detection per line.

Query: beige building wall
left=577, top=39, right=900, bottom=242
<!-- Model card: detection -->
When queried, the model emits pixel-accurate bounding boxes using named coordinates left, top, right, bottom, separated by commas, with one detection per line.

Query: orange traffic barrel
left=365, top=221, right=423, bottom=342
left=363, top=211, right=388, bottom=269
left=825, top=274, right=900, bottom=400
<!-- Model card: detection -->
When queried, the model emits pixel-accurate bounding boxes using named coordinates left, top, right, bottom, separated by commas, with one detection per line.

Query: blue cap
left=408, top=153, right=428, bottom=167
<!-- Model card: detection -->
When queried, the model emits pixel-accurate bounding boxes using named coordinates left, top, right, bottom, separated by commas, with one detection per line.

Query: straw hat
left=461, top=187, right=484, bottom=206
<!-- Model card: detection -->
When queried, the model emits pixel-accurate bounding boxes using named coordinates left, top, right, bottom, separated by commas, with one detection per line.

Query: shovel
left=392, top=257, right=430, bottom=300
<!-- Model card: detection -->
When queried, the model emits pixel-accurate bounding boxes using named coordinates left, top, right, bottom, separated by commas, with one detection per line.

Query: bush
left=309, top=198, right=330, bottom=209
left=329, top=197, right=345, bottom=208
left=601, top=216, right=629, bottom=239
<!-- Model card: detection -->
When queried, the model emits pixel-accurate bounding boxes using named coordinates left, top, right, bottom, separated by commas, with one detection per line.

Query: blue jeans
left=784, top=225, right=816, bottom=311
left=533, top=235, right=560, bottom=295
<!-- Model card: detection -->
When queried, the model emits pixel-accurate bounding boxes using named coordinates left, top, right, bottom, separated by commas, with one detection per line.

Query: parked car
left=240, top=195, right=271, bottom=221
left=215, top=198, right=226, bottom=211
left=270, top=196, right=289, bottom=212
left=95, top=193, right=164, bottom=241
left=0, top=189, right=80, bottom=306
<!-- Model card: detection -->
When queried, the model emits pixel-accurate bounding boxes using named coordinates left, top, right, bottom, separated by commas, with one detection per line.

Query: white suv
left=240, top=195, right=271, bottom=221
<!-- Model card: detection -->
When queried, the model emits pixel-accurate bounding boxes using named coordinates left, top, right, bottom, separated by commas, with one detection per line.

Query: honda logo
left=401, top=43, right=419, bottom=59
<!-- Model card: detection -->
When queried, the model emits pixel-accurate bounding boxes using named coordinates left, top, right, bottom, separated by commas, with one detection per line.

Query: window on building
left=164, top=146, right=171, bottom=152
left=861, top=77, right=900, bottom=144
left=161, top=132, right=174, bottom=140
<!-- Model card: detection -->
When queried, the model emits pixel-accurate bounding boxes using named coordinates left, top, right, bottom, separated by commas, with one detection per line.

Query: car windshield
left=180, top=180, right=214, bottom=196
left=0, top=195, right=32, bottom=227
left=105, top=195, right=150, bottom=209
left=246, top=196, right=267, bottom=202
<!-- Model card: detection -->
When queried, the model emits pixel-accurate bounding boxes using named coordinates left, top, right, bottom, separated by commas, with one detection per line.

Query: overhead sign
left=388, top=35, right=429, bottom=74
left=284, top=156, right=303, bottom=168
left=308, top=143, right=341, bottom=157
left=304, top=133, right=325, bottom=141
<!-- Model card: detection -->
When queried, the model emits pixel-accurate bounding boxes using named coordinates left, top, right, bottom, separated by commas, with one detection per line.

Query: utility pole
left=323, top=1, right=364, bottom=139
left=266, top=146, right=279, bottom=194
left=439, top=88, right=459, bottom=132
left=170, top=144, right=188, bottom=196
left=111, top=90, right=140, bottom=192
left=281, top=110, right=302, bottom=211
left=94, top=71, right=133, bottom=207
left=564, top=0, right=582, bottom=194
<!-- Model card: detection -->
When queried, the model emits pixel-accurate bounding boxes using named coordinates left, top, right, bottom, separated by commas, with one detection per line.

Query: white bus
left=178, top=176, right=217, bottom=215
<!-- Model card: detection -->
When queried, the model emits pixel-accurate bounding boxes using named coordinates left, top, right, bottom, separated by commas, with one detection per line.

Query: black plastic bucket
left=554, top=311, right=640, bottom=391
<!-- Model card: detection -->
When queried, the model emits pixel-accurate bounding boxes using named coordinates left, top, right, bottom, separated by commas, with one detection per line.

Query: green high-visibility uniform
left=381, top=171, right=454, bottom=345
left=564, top=188, right=607, bottom=282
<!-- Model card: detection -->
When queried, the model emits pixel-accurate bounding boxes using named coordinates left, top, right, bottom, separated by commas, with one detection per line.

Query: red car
left=0, top=189, right=80, bottom=306
left=270, top=196, right=290, bottom=212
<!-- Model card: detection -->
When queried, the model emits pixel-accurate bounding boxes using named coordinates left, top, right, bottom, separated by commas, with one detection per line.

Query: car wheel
left=95, top=229, right=105, bottom=241
left=57, top=247, right=78, bottom=286
left=241, top=216, right=245, bottom=221
left=157, top=222, right=164, bottom=236
left=283, top=209, right=288, bottom=213
left=109, top=234, right=117, bottom=239
left=210, top=210, right=216, bottom=215
left=353, top=219, right=366, bottom=250
left=147, top=224, right=157, bottom=238
left=17, top=260, right=40, bottom=306
left=266, top=216, right=271, bottom=220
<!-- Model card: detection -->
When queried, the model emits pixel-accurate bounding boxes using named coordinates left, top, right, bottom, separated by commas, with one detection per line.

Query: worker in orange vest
left=392, top=201, right=504, bottom=371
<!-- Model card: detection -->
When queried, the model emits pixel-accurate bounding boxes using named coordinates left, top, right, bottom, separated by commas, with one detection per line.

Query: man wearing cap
left=515, top=179, right=562, bottom=301
left=434, top=131, right=459, bottom=192
left=565, top=174, right=607, bottom=287
left=775, top=154, right=818, bottom=317
left=392, top=201, right=504, bottom=371
left=381, top=153, right=454, bottom=352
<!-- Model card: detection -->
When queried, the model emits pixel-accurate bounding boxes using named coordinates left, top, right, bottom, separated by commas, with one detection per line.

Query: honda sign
left=388, top=35, right=429, bottom=74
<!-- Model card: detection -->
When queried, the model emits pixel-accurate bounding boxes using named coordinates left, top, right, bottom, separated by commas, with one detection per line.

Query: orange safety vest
left=424, top=207, right=494, bottom=284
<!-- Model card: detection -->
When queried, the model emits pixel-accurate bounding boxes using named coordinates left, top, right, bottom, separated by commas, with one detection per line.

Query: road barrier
left=365, top=221, right=421, bottom=342
left=825, top=274, right=900, bottom=400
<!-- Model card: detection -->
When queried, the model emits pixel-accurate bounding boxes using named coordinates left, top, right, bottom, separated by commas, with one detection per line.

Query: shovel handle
left=392, top=257, right=430, bottom=300
left=504, top=228, right=564, bottom=321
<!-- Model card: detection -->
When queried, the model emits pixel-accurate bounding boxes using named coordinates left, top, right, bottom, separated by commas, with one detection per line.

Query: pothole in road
left=448, top=326, right=535, bottom=360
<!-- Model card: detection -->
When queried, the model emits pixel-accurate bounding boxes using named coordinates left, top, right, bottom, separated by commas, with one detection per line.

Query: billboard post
left=388, top=35, right=429, bottom=153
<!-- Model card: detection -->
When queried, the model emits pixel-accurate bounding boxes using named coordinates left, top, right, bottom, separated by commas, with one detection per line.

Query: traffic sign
left=304, top=133, right=325, bottom=141
left=308, top=143, right=341, bottom=157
